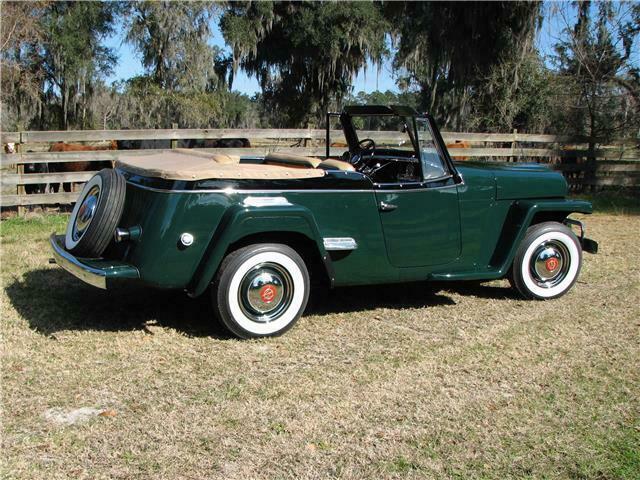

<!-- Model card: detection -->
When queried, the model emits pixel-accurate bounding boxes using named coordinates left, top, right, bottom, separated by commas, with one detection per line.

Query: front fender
left=489, top=198, right=593, bottom=274
left=187, top=203, right=330, bottom=297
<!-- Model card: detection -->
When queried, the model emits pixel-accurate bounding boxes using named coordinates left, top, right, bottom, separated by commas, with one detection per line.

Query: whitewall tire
left=510, top=221, right=582, bottom=300
left=212, top=244, right=310, bottom=338
left=64, top=169, right=126, bottom=258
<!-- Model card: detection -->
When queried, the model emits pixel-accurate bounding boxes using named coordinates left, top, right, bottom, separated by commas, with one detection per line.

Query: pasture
left=1, top=210, right=638, bottom=479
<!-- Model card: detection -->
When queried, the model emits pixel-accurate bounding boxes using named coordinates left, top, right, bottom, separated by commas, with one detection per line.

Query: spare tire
left=65, top=169, right=126, bottom=258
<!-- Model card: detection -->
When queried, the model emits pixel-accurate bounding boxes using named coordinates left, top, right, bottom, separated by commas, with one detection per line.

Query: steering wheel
left=358, top=138, right=376, bottom=151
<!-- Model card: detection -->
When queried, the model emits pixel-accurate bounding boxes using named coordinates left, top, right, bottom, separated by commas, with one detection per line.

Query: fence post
left=171, top=123, right=178, bottom=149
left=511, top=129, right=518, bottom=163
left=16, top=134, right=26, bottom=216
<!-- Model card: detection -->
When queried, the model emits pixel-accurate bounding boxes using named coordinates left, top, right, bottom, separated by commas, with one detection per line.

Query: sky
left=103, top=3, right=637, bottom=95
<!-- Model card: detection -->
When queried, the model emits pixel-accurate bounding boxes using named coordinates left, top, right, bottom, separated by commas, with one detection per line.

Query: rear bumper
left=49, top=234, right=139, bottom=289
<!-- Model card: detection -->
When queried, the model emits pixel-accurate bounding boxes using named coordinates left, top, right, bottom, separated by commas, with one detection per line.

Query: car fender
left=489, top=198, right=593, bottom=275
left=187, top=202, right=331, bottom=298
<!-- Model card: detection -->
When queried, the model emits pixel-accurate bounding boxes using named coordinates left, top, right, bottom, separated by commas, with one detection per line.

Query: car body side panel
left=189, top=190, right=394, bottom=296
left=116, top=184, right=231, bottom=288
left=374, top=184, right=462, bottom=267
left=284, top=192, right=393, bottom=285
left=429, top=198, right=593, bottom=281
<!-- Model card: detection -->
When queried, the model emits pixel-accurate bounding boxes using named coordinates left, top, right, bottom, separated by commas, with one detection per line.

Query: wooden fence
left=1, top=128, right=638, bottom=209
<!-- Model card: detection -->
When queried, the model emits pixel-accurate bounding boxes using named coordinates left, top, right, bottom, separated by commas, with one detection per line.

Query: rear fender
left=187, top=203, right=330, bottom=297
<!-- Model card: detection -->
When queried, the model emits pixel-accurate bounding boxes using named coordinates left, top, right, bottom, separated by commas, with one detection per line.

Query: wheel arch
left=187, top=204, right=332, bottom=298
left=489, top=199, right=592, bottom=276
left=225, top=231, right=331, bottom=289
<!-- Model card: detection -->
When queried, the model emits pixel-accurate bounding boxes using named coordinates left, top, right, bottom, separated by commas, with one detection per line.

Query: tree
left=221, top=1, right=389, bottom=127
left=0, top=1, right=49, bottom=131
left=385, top=1, right=542, bottom=130
left=124, top=0, right=218, bottom=91
left=468, top=52, right=555, bottom=133
left=553, top=1, right=640, bottom=142
left=40, top=1, right=119, bottom=129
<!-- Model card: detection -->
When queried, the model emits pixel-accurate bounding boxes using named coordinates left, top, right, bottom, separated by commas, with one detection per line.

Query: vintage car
left=50, top=105, right=598, bottom=338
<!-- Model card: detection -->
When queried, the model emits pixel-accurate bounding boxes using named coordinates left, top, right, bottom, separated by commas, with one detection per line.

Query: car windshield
left=350, top=115, right=417, bottom=151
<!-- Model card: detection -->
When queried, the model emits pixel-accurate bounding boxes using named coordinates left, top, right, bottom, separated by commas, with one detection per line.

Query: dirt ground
left=1, top=212, right=638, bottom=479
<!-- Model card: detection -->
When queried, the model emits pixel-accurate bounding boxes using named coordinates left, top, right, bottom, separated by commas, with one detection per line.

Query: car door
left=375, top=119, right=461, bottom=267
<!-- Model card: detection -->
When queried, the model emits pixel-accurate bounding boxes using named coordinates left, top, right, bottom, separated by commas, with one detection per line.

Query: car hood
left=456, top=161, right=567, bottom=199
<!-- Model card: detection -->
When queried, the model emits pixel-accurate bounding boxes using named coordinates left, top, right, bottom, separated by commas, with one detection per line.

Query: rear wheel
left=510, top=221, right=582, bottom=300
left=212, top=244, right=310, bottom=338
left=64, top=169, right=125, bottom=258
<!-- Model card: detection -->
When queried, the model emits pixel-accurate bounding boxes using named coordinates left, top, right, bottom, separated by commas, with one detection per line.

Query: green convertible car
left=51, top=105, right=597, bottom=338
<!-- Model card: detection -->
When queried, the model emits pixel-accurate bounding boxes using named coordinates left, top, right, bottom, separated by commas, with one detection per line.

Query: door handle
left=379, top=201, right=398, bottom=212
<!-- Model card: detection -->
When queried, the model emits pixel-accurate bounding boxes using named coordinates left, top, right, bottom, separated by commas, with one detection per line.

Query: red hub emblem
left=260, top=285, right=277, bottom=303
left=545, top=257, right=559, bottom=272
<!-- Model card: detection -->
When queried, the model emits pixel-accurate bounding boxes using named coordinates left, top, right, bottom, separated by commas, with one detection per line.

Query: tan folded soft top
left=115, top=149, right=326, bottom=181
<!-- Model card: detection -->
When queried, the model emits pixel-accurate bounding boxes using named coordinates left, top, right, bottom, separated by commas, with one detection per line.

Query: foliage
left=124, top=0, right=219, bottom=91
left=468, top=52, right=556, bottom=133
left=221, top=1, right=389, bottom=127
left=102, top=77, right=256, bottom=129
left=0, top=1, right=49, bottom=131
left=1, top=0, right=638, bottom=138
left=1, top=1, right=119, bottom=130
left=552, top=1, right=640, bottom=142
left=384, top=1, right=542, bottom=130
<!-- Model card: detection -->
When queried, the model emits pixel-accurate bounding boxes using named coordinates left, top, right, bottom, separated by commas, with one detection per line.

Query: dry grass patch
left=1, top=212, right=639, bottom=479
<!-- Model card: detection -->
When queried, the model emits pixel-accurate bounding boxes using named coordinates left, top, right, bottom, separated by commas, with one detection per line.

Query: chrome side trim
left=374, top=184, right=459, bottom=192
left=49, top=234, right=107, bottom=289
left=323, top=237, right=358, bottom=251
left=242, top=196, right=292, bottom=207
left=127, top=181, right=458, bottom=195
left=127, top=182, right=372, bottom=194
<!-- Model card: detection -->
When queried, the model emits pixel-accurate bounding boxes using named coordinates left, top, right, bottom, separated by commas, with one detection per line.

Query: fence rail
left=2, top=128, right=638, bottom=209
left=2, top=128, right=638, bottom=145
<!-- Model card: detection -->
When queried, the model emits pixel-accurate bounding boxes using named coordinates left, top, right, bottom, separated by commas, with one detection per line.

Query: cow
left=116, top=138, right=251, bottom=150
left=48, top=140, right=117, bottom=192
left=445, top=140, right=471, bottom=160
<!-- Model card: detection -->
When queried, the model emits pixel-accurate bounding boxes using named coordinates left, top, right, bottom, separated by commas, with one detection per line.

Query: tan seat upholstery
left=264, top=152, right=322, bottom=168
left=116, top=150, right=325, bottom=181
left=318, top=159, right=356, bottom=172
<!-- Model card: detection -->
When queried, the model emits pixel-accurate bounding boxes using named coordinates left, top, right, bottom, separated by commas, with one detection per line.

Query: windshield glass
left=350, top=115, right=416, bottom=150
left=416, top=118, right=448, bottom=180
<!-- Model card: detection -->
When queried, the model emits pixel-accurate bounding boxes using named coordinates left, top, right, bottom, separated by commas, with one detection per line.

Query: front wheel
left=211, top=244, right=310, bottom=338
left=510, top=221, right=582, bottom=300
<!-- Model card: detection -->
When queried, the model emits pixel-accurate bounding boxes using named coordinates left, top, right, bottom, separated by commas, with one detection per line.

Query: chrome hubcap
left=72, top=185, right=100, bottom=242
left=239, top=263, right=293, bottom=322
left=530, top=240, right=570, bottom=288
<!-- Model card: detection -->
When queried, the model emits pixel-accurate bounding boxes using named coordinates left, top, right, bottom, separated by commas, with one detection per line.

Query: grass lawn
left=1, top=211, right=638, bottom=479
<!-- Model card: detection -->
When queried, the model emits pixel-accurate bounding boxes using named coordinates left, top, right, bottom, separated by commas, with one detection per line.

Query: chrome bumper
left=564, top=218, right=598, bottom=254
left=50, top=234, right=107, bottom=289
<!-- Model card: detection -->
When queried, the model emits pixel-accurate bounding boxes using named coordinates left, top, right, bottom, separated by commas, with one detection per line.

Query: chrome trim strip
left=374, top=184, right=459, bottom=192
left=49, top=234, right=107, bottom=289
left=243, top=196, right=292, bottom=207
left=323, top=237, right=358, bottom=251
left=127, top=181, right=458, bottom=195
left=127, top=182, right=372, bottom=194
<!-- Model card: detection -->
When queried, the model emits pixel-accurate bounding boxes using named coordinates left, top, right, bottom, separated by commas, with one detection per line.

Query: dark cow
left=48, top=141, right=117, bottom=192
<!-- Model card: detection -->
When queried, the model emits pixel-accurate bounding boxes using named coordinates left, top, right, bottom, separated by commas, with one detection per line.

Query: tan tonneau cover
left=116, top=149, right=325, bottom=181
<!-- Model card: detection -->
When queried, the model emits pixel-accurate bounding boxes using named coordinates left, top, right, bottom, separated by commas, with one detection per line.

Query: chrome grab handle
left=379, top=201, right=398, bottom=212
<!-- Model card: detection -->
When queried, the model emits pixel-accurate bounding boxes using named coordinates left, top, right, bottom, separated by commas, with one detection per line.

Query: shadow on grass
left=6, top=269, right=517, bottom=337
left=5, top=268, right=230, bottom=338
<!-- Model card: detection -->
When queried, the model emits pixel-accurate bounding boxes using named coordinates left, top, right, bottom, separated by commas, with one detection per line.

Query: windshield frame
left=327, top=110, right=459, bottom=183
